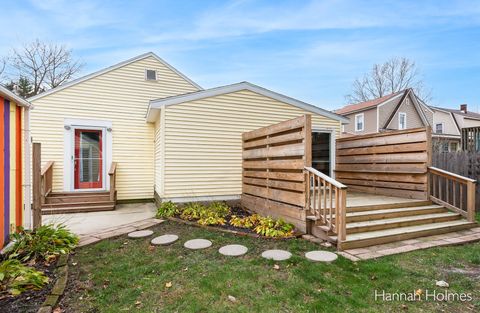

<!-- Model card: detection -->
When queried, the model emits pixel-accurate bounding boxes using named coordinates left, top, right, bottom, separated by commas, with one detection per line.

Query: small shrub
left=197, top=215, right=226, bottom=226
left=254, top=217, right=294, bottom=238
left=197, top=201, right=231, bottom=225
left=156, top=201, right=178, bottom=218
left=205, top=202, right=230, bottom=218
left=229, top=214, right=261, bottom=229
left=0, top=260, right=49, bottom=296
left=180, top=203, right=205, bottom=220
left=8, top=224, right=79, bottom=262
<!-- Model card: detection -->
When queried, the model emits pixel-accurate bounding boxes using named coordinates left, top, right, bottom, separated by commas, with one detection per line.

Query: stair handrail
left=40, top=161, right=54, bottom=204
left=304, top=167, right=347, bottom=241
left=428, top=166, right=476, bottom=222
left=108, top=162, right=117, bottom=201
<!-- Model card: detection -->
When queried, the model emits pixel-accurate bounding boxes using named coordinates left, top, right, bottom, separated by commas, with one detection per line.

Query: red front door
left=74, top=129, right=103, bottom=189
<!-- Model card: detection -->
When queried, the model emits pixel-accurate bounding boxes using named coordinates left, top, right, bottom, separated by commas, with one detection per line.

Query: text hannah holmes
left=374, top=290, right=473, bottom=302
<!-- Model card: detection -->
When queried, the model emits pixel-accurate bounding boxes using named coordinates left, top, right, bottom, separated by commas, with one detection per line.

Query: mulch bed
left=169, top=206, right=302, bottom=239
left=0, top=260, right=58, bottom=313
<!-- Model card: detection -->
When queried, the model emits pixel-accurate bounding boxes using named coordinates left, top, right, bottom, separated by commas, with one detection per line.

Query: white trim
left=354, top=113, right=364, bottom=132
left=376, top=106, right=380, bottom=132
left=0, top=85, right=32, bottom=107
left=434, top=122, right=444, bottom=134
left=312, top=128, right=335, bottom=177
left=398, top=112, right=407, bottom=130
left=63, top=118, right=113, bottom=192
left=23, top=107, right=32, bottom=229
left=28, top=52, right=202, bottom=101
left=159, top=108, right=166, bottom=197
left=164, top=194, right=241, bottom=203
left=146, top=82, right=349, bottom=124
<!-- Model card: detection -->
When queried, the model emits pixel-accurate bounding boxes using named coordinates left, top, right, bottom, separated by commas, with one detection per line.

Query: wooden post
left=467, top=180, right=476, bottom=222
left=32, top=143, right=42, bottom=229
left=338, top=188, right=347, bottom=242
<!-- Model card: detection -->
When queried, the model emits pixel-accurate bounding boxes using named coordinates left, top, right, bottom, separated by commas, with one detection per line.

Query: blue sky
left=1, top=0, right=480, bottom=111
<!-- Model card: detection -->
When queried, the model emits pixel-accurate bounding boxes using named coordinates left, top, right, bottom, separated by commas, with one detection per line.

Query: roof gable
left=383, top=90, right=429, bottom=129
left=28, top=52, right=201, bottom=101
left=335, top=90, right=404, bottom=115
left=146, top=82, right=349, bottom=123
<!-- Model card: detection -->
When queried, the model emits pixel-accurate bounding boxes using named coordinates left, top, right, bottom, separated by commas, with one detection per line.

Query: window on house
left=341, top=124, right=345, bottom=133
left=145, top=69, right=157, bottom=81
left=355, top=113, right=364, bottom=132
left=450, top=142, right=458, bottom=151
left=442, top=143, right=449, bottom=152
left=435, top=123, right=443, bottom=134
left=398, top=112, right=407, bottom=130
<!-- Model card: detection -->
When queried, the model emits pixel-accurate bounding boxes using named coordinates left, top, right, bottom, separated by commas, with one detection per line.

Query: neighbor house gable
left=383, top=90, right=429, bottom=130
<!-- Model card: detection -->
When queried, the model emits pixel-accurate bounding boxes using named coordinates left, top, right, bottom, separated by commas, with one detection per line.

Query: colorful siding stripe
left=16, top=107, right=22, bottom=228
left=0, top=96, right=4, bottom=248
left=4, top=98, right=10, bottom=243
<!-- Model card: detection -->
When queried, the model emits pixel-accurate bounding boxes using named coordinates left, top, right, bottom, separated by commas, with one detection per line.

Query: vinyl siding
left=378, top=95, right=403, bottom=128
left=386, top=94, right=424, bottom=130
left=342, top=107, right=377, bottom=134
left=30, top=56, right=199, bottom=200
left=432, top=110, right=460, bottom=136
left=160, top=89, right=341, bottom=199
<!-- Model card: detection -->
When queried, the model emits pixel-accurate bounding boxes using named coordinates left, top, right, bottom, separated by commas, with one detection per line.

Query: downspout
left=23, top=106, right=32, bottom=229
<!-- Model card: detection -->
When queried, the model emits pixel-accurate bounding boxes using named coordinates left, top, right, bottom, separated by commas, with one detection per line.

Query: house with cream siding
left=335, top=89, right=432, bottom=136
left=29, top=52, right=347, bottom=209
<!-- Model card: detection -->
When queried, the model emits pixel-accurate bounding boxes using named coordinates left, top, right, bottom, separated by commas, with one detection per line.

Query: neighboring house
left=430, top=104, right=480, bottom=152
left=0, top=85, right=32, bottom=248
left=335, top=89, right=432, bottom=136
left=29, top=52, right=348, bottom=206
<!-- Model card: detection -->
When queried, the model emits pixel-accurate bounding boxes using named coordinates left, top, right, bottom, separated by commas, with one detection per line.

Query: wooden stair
left=41, top=191, right=115, bottom=215
left=312, top=200, right=476, bottom=250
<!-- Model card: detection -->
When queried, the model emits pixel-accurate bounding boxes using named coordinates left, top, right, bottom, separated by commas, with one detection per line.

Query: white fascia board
left=28, top=52, right=202, bottom=102
left=0, top=85, right=32, bottom=107
left=147, top=82, right=349, bottom=124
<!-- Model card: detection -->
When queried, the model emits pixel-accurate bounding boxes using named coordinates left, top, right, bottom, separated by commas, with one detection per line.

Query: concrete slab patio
left=43, top=202, right=157, bottom=236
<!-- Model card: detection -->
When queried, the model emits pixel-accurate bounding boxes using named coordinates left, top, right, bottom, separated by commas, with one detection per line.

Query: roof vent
left=145, top=69, right=157, bottom=81
left=460, top=104, right=467, bottom=113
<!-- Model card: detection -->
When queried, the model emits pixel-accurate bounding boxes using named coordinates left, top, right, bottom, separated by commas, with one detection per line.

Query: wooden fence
left=336, top=127, right=431, bottom=199
left=241, top=115, right=311, bottom=231
left=432, top=150, right=480, bottom=211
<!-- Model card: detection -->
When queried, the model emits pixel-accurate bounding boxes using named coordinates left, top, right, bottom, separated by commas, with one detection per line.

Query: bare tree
left=0, top=57, right=5, bottom=79
left=345, top=57, right=431, bottom=104
left=9, top=39, right=83, bottom=95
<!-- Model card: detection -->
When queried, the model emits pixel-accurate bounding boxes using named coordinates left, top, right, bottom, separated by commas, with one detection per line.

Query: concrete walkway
left=43, top=202, right=157, bottom=237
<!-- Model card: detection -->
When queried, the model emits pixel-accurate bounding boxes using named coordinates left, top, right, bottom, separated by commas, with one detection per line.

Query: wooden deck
left=346, top=192, right=420, bottom=208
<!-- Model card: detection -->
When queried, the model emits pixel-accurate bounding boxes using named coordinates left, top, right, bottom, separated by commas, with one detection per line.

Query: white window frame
left=355, top=113, right=364, bottom=132
left=145, top=69, right=157, bottom=81
left=398, top=112, right=407, bottom=130
left=435, top=122, right=444, bottom=134
left=63, top=118, right=113, bottom=192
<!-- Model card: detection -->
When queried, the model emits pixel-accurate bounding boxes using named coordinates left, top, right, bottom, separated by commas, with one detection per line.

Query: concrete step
left=346, top=212, right=462, bottom=234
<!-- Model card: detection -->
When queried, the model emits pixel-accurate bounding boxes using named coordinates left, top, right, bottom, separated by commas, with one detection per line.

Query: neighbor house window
left=435, top=123, right=443, bottom=134
left=355, top=113, right=364, bottom=132
left=398, top=112, right=407, bottom=130
left=450, top=142, right=458, bottom=151
left=145, top=69, right=157, bottom=81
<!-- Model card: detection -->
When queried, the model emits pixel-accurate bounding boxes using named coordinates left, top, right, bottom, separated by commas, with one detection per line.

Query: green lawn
left=61, top=220, right=480, bottom=313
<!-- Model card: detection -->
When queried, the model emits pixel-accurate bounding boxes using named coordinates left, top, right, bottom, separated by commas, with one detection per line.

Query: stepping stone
left=305, top=251, right=338, bottom=262
left=261, top=249, right=292, bottom=261
left=151, top=234, right=178, bottom=246
left=219, top=244, right=248, bottom=256
left=127, top=230, right=153, bottom=238
left=184, top=239, right=212, bottom=250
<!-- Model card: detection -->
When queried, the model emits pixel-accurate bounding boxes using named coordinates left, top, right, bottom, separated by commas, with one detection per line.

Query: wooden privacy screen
left=336, top=127, right=431, bottom=199
left=241, top=115, right=312, bottom=231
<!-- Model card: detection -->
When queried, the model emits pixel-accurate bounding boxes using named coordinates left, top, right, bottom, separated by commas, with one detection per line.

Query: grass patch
left=62, top=221, right=480, bottom=312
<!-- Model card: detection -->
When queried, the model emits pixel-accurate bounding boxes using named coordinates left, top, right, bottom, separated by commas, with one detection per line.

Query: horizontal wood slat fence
left=336, top=127, right=431, bottom=199
left=241, top=115, right=312, bottom=231
left=432, top=151, right=480, bottom=212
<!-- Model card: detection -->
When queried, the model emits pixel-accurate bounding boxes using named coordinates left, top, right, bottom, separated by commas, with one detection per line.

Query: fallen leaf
left=436, top=280, right=449, bottom=288
left=148, top=245, right=155, bottom=251
left=273, top=264, right=280, bottom=270
left=371, top=275, right=377, bottom=280
left=415, top=289, right=423, bottom=296
left=228, top=295, right=237, bottom=302
left=183, top=267, right=188, bottom=271
left=135, top=301, right=141, bottom=306
left=165, top=282, right=172, bottom=288
left=53, top=307, right=63, bottom=313
left=72, top=262, right=78, bottom=266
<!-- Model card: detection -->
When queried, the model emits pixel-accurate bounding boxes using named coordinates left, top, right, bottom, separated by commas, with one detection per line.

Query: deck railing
left=40, top=161, right=54, bottom=204
left=109, top=162, right=117, bottom=201
left=428, top=166, right=476, bottom=222
left=304, top=167, right=348, bottom=241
